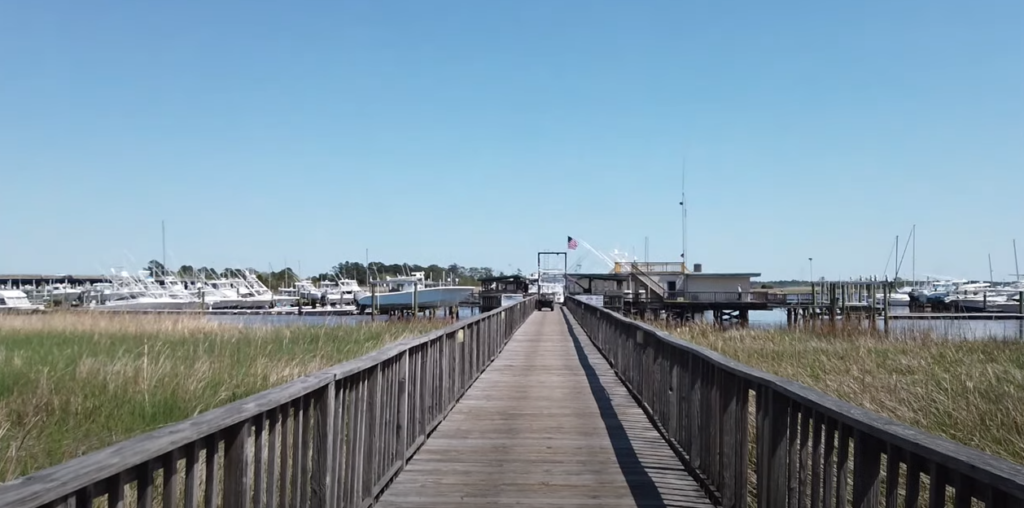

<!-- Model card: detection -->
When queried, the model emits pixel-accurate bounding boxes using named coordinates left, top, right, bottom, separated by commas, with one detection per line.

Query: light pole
left=808, top=257, right=814, bottom=282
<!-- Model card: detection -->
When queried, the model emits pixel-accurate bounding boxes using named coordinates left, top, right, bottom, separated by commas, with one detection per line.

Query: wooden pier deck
left=376, top=308, right=712, bottom=507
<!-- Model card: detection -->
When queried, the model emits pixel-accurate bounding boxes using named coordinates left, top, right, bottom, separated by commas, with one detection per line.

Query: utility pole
left=809, top=257, right=814, bottom=282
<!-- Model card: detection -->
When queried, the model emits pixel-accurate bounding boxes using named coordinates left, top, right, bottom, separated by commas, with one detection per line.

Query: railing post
left=311, top=384, right=336, bottom=508
left=223, top=420, right=253, bottom=508
left=853, top=430, right=882, bottom=508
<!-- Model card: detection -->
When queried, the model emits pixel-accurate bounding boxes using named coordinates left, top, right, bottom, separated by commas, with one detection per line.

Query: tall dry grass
left=659, top=321, right=1024, bottom=465
left=0, top=312, right=444, bottom=480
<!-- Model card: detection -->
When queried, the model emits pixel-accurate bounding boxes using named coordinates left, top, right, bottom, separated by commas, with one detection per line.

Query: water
left=744, top=308, right=1024, bottom=340
left=204, top=306, right=483, bottom=327
left=202, top=305, right=1024, bottom=340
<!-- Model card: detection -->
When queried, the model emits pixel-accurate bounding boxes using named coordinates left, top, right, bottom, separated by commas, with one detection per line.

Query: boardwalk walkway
left=377, top=307, right=713, bottom=507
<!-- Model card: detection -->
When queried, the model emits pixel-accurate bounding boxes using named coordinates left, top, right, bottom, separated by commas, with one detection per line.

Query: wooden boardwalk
left=377, top=307, right=713, bottom=507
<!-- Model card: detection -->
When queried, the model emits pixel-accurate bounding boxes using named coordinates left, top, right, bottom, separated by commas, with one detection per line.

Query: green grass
left=660, top=322, right=1024, bottom=465
left=0, top=312, right=444, bottom=480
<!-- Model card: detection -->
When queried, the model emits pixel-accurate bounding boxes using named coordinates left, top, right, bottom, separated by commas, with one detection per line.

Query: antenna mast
left=680, top=158, right=688, bottom=267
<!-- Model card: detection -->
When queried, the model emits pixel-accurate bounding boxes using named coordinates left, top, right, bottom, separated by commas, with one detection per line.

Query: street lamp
left=808, top=257, right=814, bottom=282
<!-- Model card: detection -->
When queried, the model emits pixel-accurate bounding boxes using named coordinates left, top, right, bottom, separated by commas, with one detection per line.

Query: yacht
left=273, top=286, right=301, bottom=307
left=335, top=278, right=367, bottom=303
left=47, top=283, right=83, bottom=304
left=356, top=272, right=474, bottom=310
left=874, top=292, right=911, bottom=307
left=0, top=290, right=45, bottom=311
left=85, top=269, right=208, bottom=311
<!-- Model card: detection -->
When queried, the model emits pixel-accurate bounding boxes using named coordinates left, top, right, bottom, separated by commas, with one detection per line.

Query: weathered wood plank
left=376, top=309, right=714, bottom=508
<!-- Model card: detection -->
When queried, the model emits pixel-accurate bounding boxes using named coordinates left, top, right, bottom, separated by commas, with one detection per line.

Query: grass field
left=662, top=322, right=1024, bottom=465
left=0, top=312, right=444, bottom=481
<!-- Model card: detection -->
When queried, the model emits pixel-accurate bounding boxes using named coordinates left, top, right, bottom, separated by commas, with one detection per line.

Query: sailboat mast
left=911, top=224, right=915, bottom=287
left=1014, top=239, right=1020, bottom=282
left=161, top=220, right=166, bottom=272
left=988, top=253, right=994, bottom=285
left=893, top=235, right=899, bottom=280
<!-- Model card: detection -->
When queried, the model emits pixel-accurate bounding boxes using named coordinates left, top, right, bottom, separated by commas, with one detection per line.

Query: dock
left=376, top=309, right=709, bottom=507
left=888, top=312, right=1024, bottom=320
left=3, top=296, right=1023, bottom=508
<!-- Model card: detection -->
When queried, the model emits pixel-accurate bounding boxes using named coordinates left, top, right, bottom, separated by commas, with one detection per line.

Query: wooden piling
left=883, top=287, right=890, bottom=335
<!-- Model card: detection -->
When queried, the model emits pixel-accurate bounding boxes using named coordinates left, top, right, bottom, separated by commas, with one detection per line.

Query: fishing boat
left=0, top=290, right=45, bottom=311
left=356, top=272, right=474, bottom=310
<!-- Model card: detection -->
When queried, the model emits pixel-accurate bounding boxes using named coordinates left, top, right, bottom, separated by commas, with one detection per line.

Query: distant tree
left=146, top=260, right=167, bottom=277
left=177, top=265, right=195, bottom=279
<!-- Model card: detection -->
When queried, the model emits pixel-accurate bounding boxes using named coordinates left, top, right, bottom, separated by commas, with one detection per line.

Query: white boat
left=874, top=293, right=911, bottom=306
left=86, top=269, right=208, bottom=311
left=273, top=287, right=301, bottom=307
left=945, top=292, right=1009, bottom=312
left=334, top=278, right=366, bottom=304
left=198, top=270, right=275, bottom=309
left=356, top=272, right=474, bottom=310
left=0, top=290, right=45, bottom=311
left=47, top=283, right=83, bottom=304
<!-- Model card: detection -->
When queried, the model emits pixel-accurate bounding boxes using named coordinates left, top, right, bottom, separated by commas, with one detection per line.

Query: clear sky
left=1, top=0, right=1021, bottom=281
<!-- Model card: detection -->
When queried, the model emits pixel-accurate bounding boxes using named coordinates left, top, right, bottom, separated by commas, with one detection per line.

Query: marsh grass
left=656, top=320, right=1024, bottom=465
left=0, top=312, right=445, bottom=480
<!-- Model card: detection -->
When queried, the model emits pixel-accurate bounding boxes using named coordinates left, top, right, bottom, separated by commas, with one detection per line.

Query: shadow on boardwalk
left=376, top=307, right=712, bottom=507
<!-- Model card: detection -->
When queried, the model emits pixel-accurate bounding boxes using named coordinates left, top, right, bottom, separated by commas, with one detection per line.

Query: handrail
left=0, top=297, right=537, bottom=508
left=629, top=262, right=667, bottom=299
left=566, top=296, right=1024, bottom=508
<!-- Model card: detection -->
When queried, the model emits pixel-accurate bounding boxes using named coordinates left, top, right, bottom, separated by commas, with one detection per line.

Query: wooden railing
left=0, top=297, right=536, bottom=508
left=566, top=297, right=1024, bottom=508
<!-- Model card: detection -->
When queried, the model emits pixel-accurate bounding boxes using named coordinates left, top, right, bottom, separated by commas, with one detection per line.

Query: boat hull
left=356, top=287, right=475, bottom=309
left=92, top=299, right=209, bottom=311
left=49, top=290, right=83, bottom=303
left=210, top=296, right=275, bottom=310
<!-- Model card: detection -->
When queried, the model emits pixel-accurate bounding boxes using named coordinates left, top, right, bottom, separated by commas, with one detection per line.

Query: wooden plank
left=376, top=309, right=714, bottom=508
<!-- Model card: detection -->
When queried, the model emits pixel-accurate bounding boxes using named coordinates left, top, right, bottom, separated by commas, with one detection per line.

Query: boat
left=874, top=292, right=911, bottom=307
left=85, top=269, right=208, bottom=311
left=335, top=278, right=366, bottom=303
left=273, top=286, right=301, bottom=307
left=0, top=290, right=45, bottom=311
left=47, top=283, right=83, bottom=304
left=356, top=272, right=474, bottom=310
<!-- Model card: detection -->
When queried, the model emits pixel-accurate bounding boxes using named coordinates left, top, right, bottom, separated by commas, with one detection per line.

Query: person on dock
left=737, top=285, right=743, bottom=301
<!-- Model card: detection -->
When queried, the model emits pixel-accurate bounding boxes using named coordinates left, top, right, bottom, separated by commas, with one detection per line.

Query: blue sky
left=1, top=0, right=1021, bottom=281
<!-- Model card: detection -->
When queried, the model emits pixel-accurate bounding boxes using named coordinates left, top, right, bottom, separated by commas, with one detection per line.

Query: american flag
left=567, top=236, right=578, bottom=250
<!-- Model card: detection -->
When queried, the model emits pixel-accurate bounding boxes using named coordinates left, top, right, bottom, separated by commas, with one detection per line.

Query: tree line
left=144, top=259, right=511, bottom=290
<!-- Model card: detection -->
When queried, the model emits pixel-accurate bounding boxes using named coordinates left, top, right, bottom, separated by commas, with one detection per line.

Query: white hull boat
left=91, top=298, right=209, bottom=311
left=947, top=295, right=1008, bottom=312
left=0, top=290, right=45, bottom=311
left=986, top=301, right=1023, bottom=313
left=209, top=295, right=275, bottom=310
left=49, top=287, right=83, bottom=303
left=357, top=286, right=475, bottom=309
left=874, top=293, right=910, bottom=307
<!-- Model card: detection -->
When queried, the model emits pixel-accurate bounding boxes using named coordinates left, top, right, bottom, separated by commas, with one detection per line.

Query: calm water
left=204, top=306, right=482, bottom=327
left=745, top=307, right=1024, bottom=340
left=205, top=305, right=1024, bottom=340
